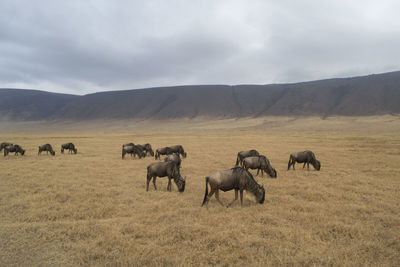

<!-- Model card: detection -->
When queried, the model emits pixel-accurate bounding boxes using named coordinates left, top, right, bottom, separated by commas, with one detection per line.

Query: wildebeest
left=155, top=145, right=186, bottom=159
left=1, top=142, right=13, bottom=152
left=201, top=167, right=265, bottom=207
left=122, top=145, right=146, bottom=159
left=146, top=161, right=186, bottom=192
left=167, top=145, right=187, bottom=158
left=164, top=153, right=182, bottom=169
left=123, top=143, right=135, bottom=148
left=235, top=149, right=260, bottom=166
left=4, top=144, right=25, bottom=156
left=288, top=150, right=321, bottom=171
left=136, top=143, right=154, bottom=157
left=38, top=144, right=55, bottom=156
left=61, top=143, right=77, bottom=154
left=243, top=155, right=277, bottom=178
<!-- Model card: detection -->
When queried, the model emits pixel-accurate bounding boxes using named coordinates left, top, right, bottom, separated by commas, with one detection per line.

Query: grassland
left=0, top=116, right=399, bottom=266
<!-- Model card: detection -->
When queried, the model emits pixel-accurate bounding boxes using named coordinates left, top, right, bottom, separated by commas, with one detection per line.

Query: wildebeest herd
left=2, top=140, right=321, bottom=207
left=1, top=142, right=78, bottom=157
left=122, top=142, right=321, bottom=207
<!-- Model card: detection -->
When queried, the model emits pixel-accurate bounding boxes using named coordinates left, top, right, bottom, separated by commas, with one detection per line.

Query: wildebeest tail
left=287, top=155, right=292, bottom=170
left=201, top=177, right=209, bottom=206
left=235, top=154, right=240, bottom=166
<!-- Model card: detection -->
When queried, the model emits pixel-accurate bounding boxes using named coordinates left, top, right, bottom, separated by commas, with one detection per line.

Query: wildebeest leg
left=167, top=176, right=172, bottom=191
left=215, top=190, right=224, bottom=207
left=303, top=162, right=306, bottom=168
left=256, top=168, right=259, bottom=176
left=307, top=162, right=310, bottom=170
left=227, top=189, right=238, bottom=207
left=240, top=189, right=244, bottom=206
left=146, top=174, right=152, bottom=191
left=205, top=189, right=215, bottom=207
left=153, top=177, right=157, bottom=190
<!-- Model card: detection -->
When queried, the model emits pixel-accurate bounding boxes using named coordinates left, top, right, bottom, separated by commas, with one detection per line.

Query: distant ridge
left=1, top=71, right=400, bottom=121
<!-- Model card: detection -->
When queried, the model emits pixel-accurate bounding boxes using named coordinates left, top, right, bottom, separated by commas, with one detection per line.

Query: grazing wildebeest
left=235, top=149, right=260, bottom=166
left=243, top=155, right=277, bottom=178
left=146, top=161, right=186, bottom=192
left=61, top=143, right=77, bottom=154
left=288, top=150, right=321, bottom=171
left=164, top=153, right=181, bottom=169
left=38, top=144, right=55, bottom=156
left=155, top=147, right=169, bottom=159
left=123, top=143, right=135, bottom=148
left=136, top=144, right=154, bottom=157
left=122, top=145, right=146, bottom=159
left=201, top=167, right=265, bottom=207
left=167, top=145, right=187, bottom=158
left=1, top=142, right=13, bottom=152
left=155, top=145, right=187, bottom=159
left=4, top=144, right=25, bottom=156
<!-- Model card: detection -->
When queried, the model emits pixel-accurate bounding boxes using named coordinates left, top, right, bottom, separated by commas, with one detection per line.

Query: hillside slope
left=1, top=71, right=400, bottom=120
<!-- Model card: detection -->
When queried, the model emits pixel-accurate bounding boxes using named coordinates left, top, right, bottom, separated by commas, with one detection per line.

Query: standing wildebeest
left=164, top=153, right=182, bottom=169
left=201, top=167, right=265, bottom=207
left=136, top=144, right=154, bottom=157
left=146, top=161, right=186, bottom=192
left=38, top=144, right=55, bottom=156
left=243, top=155, right=277, bottom=178
left=155, top=145, right=186, bottom=159
left=167, top=145, right=187, bottom=158
left=1, top=142, right=13, bottom=152
left=288, top=150, right=321, bottom=171
left=122, top=145, right=146, bottom=159
left=235, top=149, right=260, bottom=166
left=155, top=147, right=168, bottom=159
left=61, top=143, right=77, bottom=154
left=123, top=143, right=135, bottom=148
left=4, top=144, right=25, bottom=156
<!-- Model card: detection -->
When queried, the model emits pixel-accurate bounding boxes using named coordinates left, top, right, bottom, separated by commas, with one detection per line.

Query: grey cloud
left=0, top=0, right=399, bottom=94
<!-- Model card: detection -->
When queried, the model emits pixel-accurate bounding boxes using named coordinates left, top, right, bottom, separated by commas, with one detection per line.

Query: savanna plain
left=0, top=116, right=399, bottom=266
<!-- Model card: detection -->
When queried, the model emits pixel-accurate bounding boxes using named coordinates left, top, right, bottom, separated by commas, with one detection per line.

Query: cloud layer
left=1, top=0, right=399, bottom=94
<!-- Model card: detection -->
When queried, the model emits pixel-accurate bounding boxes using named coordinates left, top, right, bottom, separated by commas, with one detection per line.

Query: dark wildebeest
left=155, top=145, right=186, bottom=159
left=288, top=150, right=321, bottom=171
left=167, top=145, right=187, bottom=158
left=4, top=144, right=25, bottom=156
left=235, top=149, right=260, bottom=166
left=201, top=167, right=265, bottom=207
left=122, top=145, right=146, bottom=159
left=136, top=144, right=154, bottom=157
left=61, top=143, right=77, bottom=154
left=146, top=161, right=186, bottom=192
left=164, top=153, right=182, bottom=169
left=155, top=147, right=169, bottom=159
left=122, top=143, right=134, bottom=148
left=243, top=155, right=277, bottom=178
left=38, top=144, right=55, bottom=156
left=1, top=142, right=13, bottom=152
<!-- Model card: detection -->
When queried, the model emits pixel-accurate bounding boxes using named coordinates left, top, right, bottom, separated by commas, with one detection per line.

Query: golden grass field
left=1, top=116, right=399, bottom=266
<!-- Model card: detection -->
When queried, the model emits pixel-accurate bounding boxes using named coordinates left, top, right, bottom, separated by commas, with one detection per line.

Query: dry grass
left=0, top=116, right=399, bottom=266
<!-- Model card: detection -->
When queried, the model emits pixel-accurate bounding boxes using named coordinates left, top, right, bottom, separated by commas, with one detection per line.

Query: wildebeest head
left=61, top=147, right=64, bottom=153
left=182, top=152, right=187, bottom=158
left=50, top=150, right=55, bottom=156
left=73, top=148, right=77, bottom=154
left=257, top=184, right=265, bottom=204
left=21, top=149, right=25, bottom=155
left=270, top=168, right=277, bottom=178
left=312, top=159, right=321, bottom=171
left=175, top=176, right=186, bottom=193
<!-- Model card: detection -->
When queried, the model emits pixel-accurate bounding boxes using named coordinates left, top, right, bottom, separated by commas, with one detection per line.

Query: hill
left=1, top=71, right=400, bottom=121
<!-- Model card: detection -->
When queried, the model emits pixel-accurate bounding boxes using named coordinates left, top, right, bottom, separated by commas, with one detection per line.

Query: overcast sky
left=1, top=0, right=399, bottom=95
